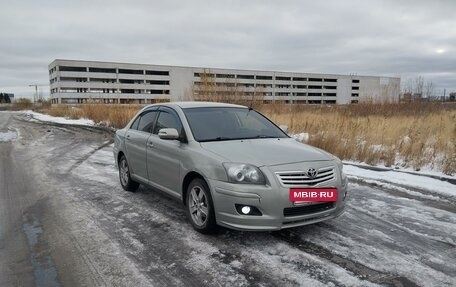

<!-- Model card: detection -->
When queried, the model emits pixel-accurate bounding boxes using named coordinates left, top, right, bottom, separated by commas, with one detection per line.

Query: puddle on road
left=22, top=213, right=61, bottom=287
left=0, top=128, right=17, bottom=142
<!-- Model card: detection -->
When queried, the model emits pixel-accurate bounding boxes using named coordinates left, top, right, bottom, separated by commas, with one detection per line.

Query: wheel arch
left=182, top=171, right=207, bottom=206
left=117, top=151, right=125, bottom=167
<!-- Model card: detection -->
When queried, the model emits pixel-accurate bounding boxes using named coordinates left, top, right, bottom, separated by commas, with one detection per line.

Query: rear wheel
left=118, top=155, right=139, bottom=192
left=186, top=178, right=217, bottom=234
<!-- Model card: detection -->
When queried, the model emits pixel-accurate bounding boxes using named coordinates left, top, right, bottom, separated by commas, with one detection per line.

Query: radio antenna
left=248, top=90, right=255, bottom=111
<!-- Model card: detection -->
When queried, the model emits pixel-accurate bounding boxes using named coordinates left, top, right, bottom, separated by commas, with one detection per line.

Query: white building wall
left=48, top=59, right=400, bottom=105
left=169, top=67, right=194, bottom=101
left=336, top=78, right=351, bottom=104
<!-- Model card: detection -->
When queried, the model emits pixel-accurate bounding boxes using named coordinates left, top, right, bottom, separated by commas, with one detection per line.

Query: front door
left=146, top=107, right=184, bottom=195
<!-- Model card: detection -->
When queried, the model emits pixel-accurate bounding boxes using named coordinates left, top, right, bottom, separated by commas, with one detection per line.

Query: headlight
left=333, top=156, right=346, bottom=180
left=223, top=163, right=266, bottom=185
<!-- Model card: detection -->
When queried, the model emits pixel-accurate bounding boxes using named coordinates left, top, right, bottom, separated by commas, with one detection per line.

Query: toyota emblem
left=307, top=168, right=318, bottom=178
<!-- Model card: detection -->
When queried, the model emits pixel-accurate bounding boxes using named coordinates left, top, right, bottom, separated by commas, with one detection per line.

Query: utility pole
left=29, top=84, right=47, bottom=103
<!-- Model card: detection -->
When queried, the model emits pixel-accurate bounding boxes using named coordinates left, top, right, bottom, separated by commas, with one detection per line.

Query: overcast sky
left=1, top=0, right=455, bottom=99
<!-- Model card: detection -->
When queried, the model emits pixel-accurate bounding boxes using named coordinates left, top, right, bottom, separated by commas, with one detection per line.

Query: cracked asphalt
left=1, top=111, right=455, bottom=287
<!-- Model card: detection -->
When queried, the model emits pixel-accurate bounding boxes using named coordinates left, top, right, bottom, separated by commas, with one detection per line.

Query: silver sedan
left=113, top=102, right=348, bottom=233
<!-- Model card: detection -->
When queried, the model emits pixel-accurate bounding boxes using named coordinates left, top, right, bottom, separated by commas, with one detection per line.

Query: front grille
left=276, top=166, right=335, bottom=186
left=283, top=202, right=335, bottom=217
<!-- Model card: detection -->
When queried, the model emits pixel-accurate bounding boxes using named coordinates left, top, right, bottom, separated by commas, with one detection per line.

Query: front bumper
left=208, top=168, right=348, bottom=231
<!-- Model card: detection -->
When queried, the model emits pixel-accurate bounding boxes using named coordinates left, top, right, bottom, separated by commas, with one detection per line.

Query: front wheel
left=118, top=155, right=139, bottom=192
left=186, top=178, right=217, bottom=234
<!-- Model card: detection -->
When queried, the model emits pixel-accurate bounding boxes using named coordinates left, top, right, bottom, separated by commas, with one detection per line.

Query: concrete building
left=49, top=59, right=400, bottom=104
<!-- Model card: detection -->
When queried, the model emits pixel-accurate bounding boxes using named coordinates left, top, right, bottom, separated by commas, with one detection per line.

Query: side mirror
left=279, top=125, right=289, bottom=134
left=158, top=128, right=179, bottom=140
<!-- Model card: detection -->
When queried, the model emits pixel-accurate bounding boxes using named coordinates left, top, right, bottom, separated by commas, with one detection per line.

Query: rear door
left=125, top=108, right=158, bottom=182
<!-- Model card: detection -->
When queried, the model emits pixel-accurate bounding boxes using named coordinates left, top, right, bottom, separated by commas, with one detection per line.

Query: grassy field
left=38, top=104, right=141, bottom=129
left=31, top=101, right=456, bottom=175
left=262, top=102, right=456, bottom=175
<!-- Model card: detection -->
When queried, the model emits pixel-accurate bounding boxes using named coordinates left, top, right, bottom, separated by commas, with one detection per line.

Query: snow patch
left=0, top=128, right=18, bottom=142
left=291, top=132, right=309, bottom=143
left=23, top=110, right=95, bottom=126
left=344, top=164, right=455, bottom=198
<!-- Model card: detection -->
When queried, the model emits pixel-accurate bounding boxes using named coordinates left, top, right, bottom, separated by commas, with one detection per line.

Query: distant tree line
left=0, top=93, right=12, bottom=103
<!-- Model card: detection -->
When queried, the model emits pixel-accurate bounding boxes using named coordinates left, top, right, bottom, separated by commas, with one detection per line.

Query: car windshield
left=183, top=107, right=288, bottom=142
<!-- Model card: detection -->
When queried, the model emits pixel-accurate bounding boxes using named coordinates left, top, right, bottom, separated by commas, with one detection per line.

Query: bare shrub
left=11, top=98, right=33, bottom=110
left=42, top=103, right=141, bottom=129
left=260, top=102, right=456, bottom=175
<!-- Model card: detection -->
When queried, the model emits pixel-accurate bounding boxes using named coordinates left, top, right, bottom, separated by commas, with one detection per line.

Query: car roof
left=146, top=101, right=248, bottom=110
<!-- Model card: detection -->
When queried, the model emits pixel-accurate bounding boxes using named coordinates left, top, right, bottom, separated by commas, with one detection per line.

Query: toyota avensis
left=113, top=102, right=348, bottom=233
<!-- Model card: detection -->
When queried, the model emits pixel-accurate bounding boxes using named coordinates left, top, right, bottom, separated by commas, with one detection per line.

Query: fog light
left=235, top=204, right=262, bottom=216
left=241, top=206, right=251, bottom=214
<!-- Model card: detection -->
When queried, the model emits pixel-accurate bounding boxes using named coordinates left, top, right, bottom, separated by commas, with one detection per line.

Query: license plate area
left=289, top=188, right=338, bottom=203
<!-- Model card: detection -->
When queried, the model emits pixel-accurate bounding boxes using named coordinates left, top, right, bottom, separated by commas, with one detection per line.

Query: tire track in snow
left=272, top=230, right=419, bottom=287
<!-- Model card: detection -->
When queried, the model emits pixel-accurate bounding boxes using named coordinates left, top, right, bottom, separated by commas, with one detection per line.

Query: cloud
left=0, top=0, right=455, bottom=98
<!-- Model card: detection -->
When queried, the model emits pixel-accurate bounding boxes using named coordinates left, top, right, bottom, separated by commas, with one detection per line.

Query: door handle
left=126, top=135, right=131, bottom=141
left=147, top=142, right=154, bottom=148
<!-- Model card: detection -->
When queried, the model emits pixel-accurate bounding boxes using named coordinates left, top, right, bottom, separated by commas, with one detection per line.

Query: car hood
left=200, top=138, right=333, bottom=166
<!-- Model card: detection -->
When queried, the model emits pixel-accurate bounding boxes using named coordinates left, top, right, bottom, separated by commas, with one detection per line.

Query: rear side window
left=138, top=111, right=158, bottom=133
left=130, top=116, right=141, bottom=130
left=153, top=111, right=182, bottom=135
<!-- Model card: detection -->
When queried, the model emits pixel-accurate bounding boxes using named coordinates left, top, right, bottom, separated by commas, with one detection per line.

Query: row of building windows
left=276, top=100, right=337, bottom=104
left=195, top=82, right=337, bottom=90
left=50, top=77, right=170, bottom=85
left=54, top=98, right=171, bottom=105
left=55, top=88, right=170, bottom=94
left=193, top=92, right=337, bottom=97
left=53, top=66, right=170, bottom=76
left=194, top=73, right=345, bottom=83
left=54, top=97, right=348, bottom=105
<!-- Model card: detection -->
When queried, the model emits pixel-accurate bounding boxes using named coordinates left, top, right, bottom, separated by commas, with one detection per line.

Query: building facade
left=49, top=59, right=400, bottom=104
left=0, top=93, right=14, bottom=103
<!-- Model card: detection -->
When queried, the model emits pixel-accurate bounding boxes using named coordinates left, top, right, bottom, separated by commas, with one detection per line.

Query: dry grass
left=36, top=101, right=456, bottom=175
left=39, top=104, right=141, bottom=129
left=262, top=102, right=456, bottom=175
left=11, top=98, right=33, bottom=110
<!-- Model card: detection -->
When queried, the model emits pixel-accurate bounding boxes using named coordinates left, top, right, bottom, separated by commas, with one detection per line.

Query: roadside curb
left=343, top=162, right=456, bottom=185
left=15, top=113, right=116, bottom=135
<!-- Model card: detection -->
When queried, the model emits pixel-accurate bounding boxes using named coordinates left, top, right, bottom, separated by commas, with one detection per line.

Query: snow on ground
left=344, top=164, right=455, bottom=198
left=22, top=110, right=95, bottom=126
left=302, top=181, right=456, bottom=287
left=344, top=160, right=455, bottom=180
left=290, top=132, right=309, bottom=143
left=66, top=134, right=455, bottom=286
left=0, top=128, right=18, bottom=142
left=72, top=143, right=118, bottom=187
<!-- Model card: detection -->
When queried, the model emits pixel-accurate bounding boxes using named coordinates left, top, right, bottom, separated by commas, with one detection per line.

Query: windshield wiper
left=242, top=135, right=278, bottom=139
left=199, top=135, right=278, bottom=142
left=199, top=137, right=235, bottom=142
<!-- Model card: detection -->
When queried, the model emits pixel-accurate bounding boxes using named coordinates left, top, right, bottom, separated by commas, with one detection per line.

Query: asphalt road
left=0, top=111, right=455, bottom=287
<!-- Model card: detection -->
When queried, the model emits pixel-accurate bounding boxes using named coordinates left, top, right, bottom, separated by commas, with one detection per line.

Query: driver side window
left=138, top=111, right=158, bottom=133
left=131, top=110, right=158, bottom=133
left=153, top=111, right=182, bottom=135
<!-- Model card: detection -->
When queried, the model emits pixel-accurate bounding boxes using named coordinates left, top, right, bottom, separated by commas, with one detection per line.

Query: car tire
left=186, top=178, right=217, bottom=234
left=118, top=155, right=139, bottom=192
